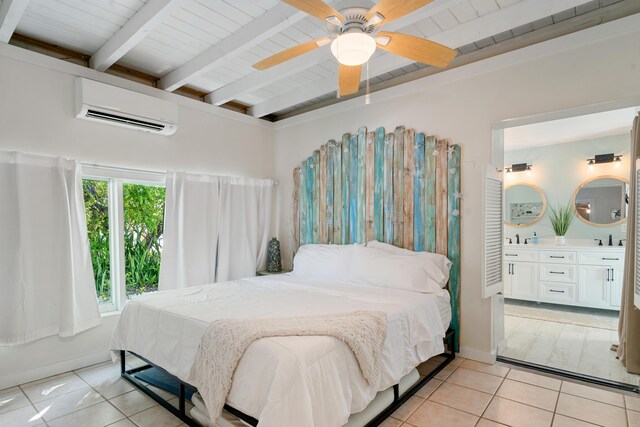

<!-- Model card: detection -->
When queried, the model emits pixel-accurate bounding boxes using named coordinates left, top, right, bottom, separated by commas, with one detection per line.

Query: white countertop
left=505, top=243, right=625, bottom=251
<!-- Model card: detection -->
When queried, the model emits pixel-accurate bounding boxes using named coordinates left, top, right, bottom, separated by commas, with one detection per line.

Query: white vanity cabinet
left=503, top=249, right=538, bottom=300
left=577, top=252, right=624, bottom=309
left=503, top=245, right=624, bottom=310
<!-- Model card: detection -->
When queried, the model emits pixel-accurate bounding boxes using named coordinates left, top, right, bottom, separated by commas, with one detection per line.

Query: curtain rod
left=80, top=162, right=279, bottom=185
left=81, top=162, right=165, bottom=176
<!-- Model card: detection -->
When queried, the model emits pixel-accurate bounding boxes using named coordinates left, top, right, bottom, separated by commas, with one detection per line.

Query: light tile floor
left=501, top=301, right=640, bottom=385
left=1, top=355, right=639, bottom=426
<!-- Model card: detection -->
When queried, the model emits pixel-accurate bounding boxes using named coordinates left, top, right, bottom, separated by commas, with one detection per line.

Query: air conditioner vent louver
left=85, top=109, right=166, bottom=131
left=75, top=78, right=177, bottom=136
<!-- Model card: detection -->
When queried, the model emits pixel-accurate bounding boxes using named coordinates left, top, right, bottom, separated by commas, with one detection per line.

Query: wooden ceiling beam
left=248, top=0, right=593, bottom=117
left=10, top=32, right=217, bottom=104
left=0, top=0, right=30, bottom=43
left=157, top=1, right=317, bottom=92
left=89, top=0, right=178, bottom=72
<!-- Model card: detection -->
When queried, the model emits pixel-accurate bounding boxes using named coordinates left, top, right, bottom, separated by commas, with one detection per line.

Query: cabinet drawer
left=503, top=249, right=537, bottom=262
left=540, top=282, right=576, bottom=304
left=579, top=252, right=624, bottom=266
left=540, top=250, right=577, bottom=264
left=540, top=264, right=577, bottom=283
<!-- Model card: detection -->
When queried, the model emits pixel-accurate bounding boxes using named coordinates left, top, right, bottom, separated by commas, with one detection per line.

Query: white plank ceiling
left=2, top=0, right=621, bottom=119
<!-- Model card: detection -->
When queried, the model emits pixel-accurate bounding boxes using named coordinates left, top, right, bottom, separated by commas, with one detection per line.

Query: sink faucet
left=515, top=234, right=520, bottom=244
left=608, top=234, right=613, bottom=247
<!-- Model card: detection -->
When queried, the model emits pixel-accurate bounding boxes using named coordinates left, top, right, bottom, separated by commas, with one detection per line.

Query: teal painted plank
left=326, top=140, right=335, bottom=244
left=447, top=144, right=461, bottom=351
left=383, top=132, right=394, bottom=244
left=425, top=136, right=437, bottom=253
left=305, top=156, right=314, bottom=245
left=357, top=127, right=366, bottom=243
left=312, top=150, right=320, bottom=243
left=349, top=134, right=358, bottom=243
left=333, top=139, right=342, bottom=244
left=374, top=127, right=384, bottom=241
left=392, top=126, right=404, bottom=247
left=413, top=133, right=426, bottom=251
left=341, top=133, right=350, bottom=244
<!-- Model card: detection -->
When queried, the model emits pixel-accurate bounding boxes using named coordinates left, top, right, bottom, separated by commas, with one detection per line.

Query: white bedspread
left=110, top=275, right=451, bottom=427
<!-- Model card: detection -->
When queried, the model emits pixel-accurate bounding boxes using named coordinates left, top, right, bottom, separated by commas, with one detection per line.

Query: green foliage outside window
left=83, top=180, right=111, bottom=302
left=123, top=183, right=165, bottom=297
left=83, top=180, right=165, bottom=303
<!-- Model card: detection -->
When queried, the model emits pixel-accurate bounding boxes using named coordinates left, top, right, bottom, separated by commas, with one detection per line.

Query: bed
left=111, top=245, right=454, bottom=427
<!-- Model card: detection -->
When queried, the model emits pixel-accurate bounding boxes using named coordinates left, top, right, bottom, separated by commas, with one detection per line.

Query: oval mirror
left=573, top=176, right=629, bottom=226
left=504, top=183, right=547, bottom=227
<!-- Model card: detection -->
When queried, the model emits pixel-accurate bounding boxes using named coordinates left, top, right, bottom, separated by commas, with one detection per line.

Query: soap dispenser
left=531, top=232, right=538, bottom=245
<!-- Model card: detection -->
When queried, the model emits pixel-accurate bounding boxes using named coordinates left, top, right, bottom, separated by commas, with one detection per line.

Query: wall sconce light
left=587, top=153, right=622, bottom=168
left=505, top=163, right=532, bottom=176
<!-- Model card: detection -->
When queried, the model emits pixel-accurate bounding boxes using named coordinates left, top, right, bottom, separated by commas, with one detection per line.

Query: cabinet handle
left=505, top=254, right=518, bottom=257
left=602, top=257, right=619, bottom=261
left=549, top=289, right=565, bottom=293
left=549, top=256, right=565, bottom=259
left=611, top=268, right=614, bottom=282
left=606, top=268, right=611, bottom=282
left=549, top=271, right=565, bottom=274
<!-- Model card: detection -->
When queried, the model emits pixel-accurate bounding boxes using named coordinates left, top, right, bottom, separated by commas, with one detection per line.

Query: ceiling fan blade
left=376, top=31, right=457, bottom=68
left=282, top=0, right=345, bottom=22
left=338, top=64, right=361, bottom=96
left=253, top=37, right=331, bottom=70
left=365, top=0, right=433, bottom=25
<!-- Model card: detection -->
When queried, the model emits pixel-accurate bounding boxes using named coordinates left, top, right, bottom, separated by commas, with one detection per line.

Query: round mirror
left=573, top=176, right=629, bottom=226
left=504, top=183, right=547, bottom=227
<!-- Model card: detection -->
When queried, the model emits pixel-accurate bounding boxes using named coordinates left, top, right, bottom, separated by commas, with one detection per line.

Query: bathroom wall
left=504, top=133, right=630, bottom=243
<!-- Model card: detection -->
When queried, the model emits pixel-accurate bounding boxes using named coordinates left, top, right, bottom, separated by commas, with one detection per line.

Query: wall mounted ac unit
left=75, top=78, right=177, bottom=136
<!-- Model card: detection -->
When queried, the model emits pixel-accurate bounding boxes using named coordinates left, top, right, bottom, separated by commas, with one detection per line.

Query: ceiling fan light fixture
left=330, top=32, right=376, bottom=66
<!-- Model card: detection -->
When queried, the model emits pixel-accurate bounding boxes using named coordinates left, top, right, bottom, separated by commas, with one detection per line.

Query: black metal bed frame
left=120, top=328, right=456, bottom=427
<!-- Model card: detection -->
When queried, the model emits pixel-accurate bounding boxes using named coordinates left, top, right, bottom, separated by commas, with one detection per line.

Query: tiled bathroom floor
left=501, top=301, right=640, bottom=385
left=1, top=355, right=639, bottom=426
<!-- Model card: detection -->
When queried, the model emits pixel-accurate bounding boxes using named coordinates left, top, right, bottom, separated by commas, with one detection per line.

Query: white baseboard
left=459, top=347, right=497, bottom=364
left=0, top=351, right=112, bottom=390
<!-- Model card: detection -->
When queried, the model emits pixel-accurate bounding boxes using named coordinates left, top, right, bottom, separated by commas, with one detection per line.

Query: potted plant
left=548, top=202, right=574, bottom=245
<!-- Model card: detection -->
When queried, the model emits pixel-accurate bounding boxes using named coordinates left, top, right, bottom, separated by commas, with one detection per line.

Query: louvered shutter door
left=635, top=159, right=640, bottom=309
left=483, top=165, right=503, bottom=298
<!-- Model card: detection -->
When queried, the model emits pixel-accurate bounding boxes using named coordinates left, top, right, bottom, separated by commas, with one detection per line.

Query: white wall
left=0, top=52, right=275, bottom=389
left=504, top=134, right=631, bottom=241
left=272, top=15, right=640, bottom=361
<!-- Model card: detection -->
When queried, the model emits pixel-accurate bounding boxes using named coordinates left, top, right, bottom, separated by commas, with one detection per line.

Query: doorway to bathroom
left=496, top=106, right=640, bottom=389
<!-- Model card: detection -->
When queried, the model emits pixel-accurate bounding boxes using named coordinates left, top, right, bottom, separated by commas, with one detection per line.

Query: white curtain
left=0, top=151, right=100, bottom=345
left=159, top=173, right=273, bottom=289
left=216, top=177, right=273, bottom=282
left=159, top=172, right=220, bottom=291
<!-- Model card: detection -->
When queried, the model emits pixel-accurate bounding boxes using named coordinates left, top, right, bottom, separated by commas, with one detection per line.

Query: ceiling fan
left=252, top=0, right=458, bottom=97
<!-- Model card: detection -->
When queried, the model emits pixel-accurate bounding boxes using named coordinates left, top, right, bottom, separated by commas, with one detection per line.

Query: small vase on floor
left=554, top=235, right=566, bottom=246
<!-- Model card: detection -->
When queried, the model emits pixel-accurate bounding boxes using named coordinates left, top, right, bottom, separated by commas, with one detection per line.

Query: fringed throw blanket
left=189, top=310, right=387, bottom=426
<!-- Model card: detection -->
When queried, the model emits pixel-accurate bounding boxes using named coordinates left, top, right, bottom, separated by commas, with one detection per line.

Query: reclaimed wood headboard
left=292, top=126, right=461, bottom=350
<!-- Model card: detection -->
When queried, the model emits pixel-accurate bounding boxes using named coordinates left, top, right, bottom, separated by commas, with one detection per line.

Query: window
left=123, top=183, right=165, bottom=298
left=82, top=167, right=165, bottom=312
left=83, top=179, right=112, bottom=305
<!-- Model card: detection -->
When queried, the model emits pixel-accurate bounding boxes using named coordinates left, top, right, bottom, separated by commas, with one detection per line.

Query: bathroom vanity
left=503, top=244, right=624, bottom=310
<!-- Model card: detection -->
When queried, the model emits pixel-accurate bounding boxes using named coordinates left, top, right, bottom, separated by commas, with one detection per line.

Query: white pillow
left=349, top=245, right=445, bottom=293
left=365, top=240, right=451, bottom=289
left=292, top=244, right=356, bottom=281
